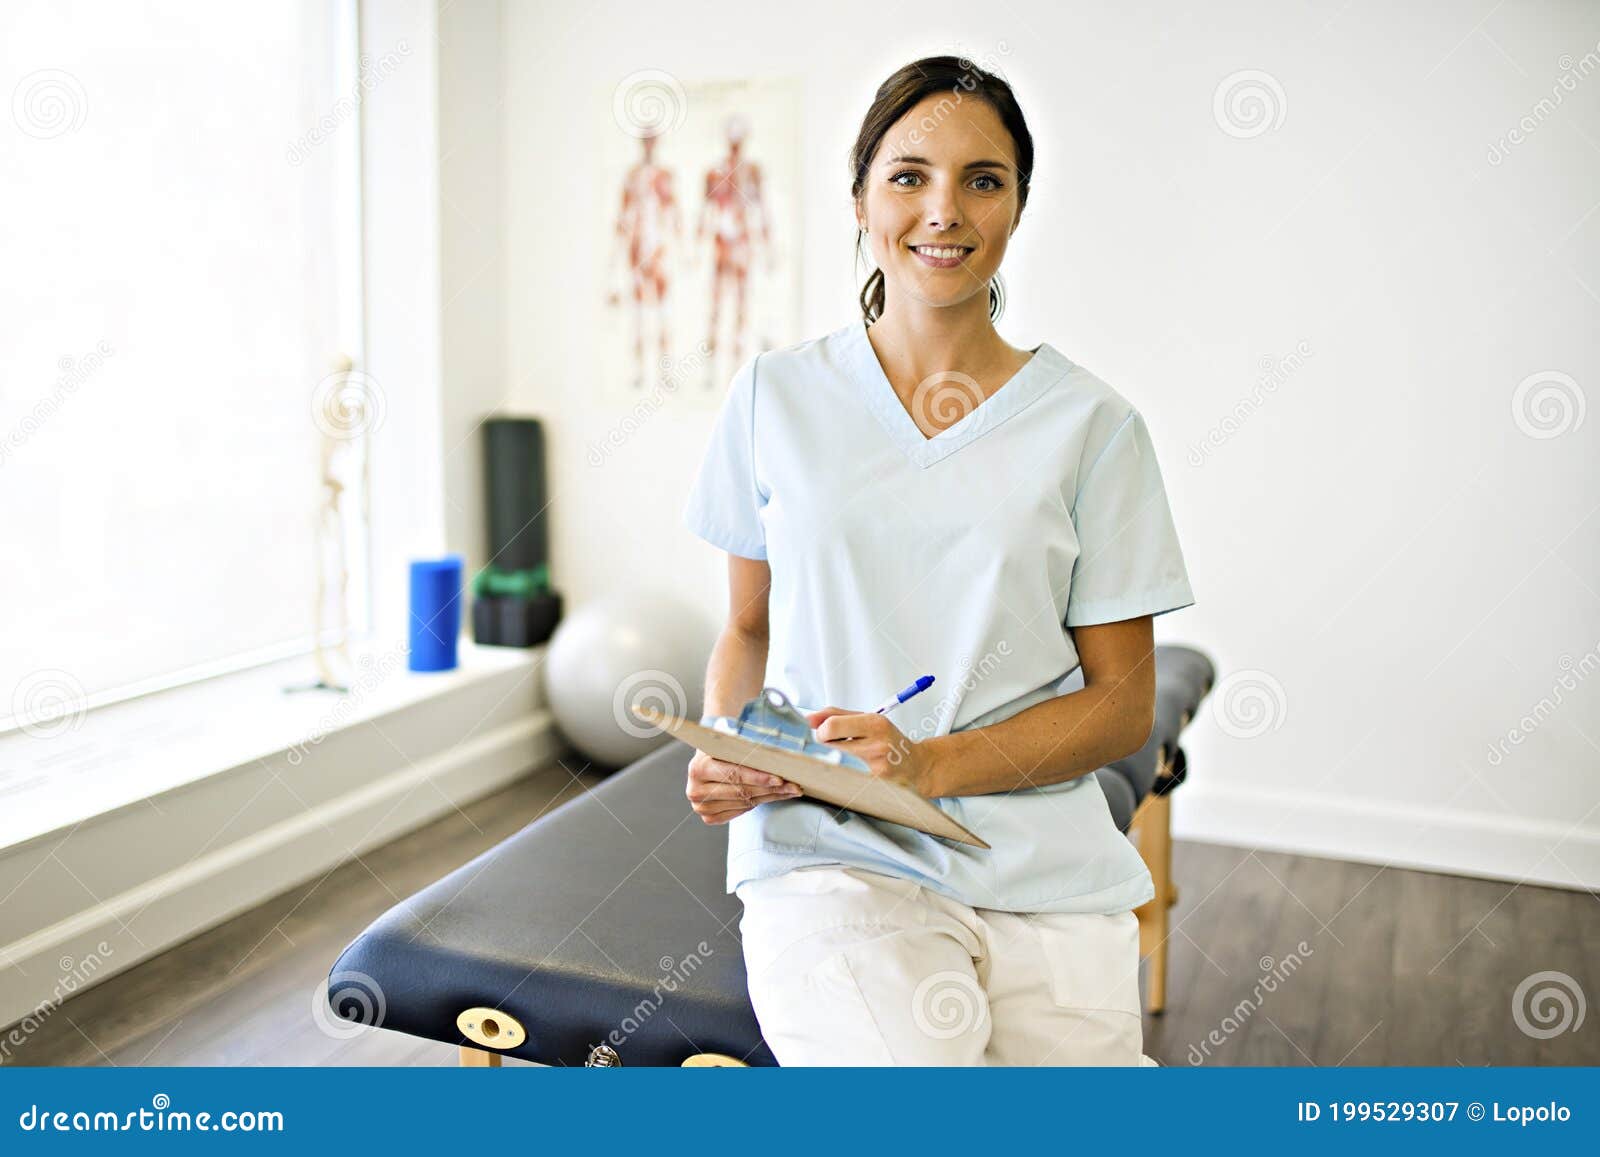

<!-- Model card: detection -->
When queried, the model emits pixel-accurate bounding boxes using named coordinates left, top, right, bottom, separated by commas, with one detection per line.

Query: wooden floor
left=5, top=763, right=1597, bottom=1066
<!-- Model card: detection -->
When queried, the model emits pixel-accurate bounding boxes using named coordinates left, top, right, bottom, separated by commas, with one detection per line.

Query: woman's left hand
left=805, top=708, right=938, bottom=797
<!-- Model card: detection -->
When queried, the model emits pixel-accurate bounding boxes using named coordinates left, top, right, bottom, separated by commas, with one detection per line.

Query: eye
left=890, top=170, right=922, bottom=187
left=973, top=173, right=1003, bottom=191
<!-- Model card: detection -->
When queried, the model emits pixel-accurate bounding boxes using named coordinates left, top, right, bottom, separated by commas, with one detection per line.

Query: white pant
left=736, top=864, right=1150, bottom=1066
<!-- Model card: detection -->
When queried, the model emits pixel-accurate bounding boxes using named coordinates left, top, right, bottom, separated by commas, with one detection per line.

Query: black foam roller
left=483, top=418, right=549, bottom=572
left=472, top=591, right=563, bottom=648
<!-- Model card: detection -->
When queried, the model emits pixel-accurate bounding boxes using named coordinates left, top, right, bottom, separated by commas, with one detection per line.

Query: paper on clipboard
left=629, top=690, right=989, bottom=849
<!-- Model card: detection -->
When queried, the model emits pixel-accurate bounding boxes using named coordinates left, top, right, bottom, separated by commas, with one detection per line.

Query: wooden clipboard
left=630, top=704, right=990, bottom=849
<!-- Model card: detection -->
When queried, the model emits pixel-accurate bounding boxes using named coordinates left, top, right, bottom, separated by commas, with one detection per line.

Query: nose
left=921, top=181, right=963, bottom=232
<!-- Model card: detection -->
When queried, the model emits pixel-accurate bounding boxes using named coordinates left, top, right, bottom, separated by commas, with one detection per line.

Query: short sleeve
left=682, top=354, right=768, bottom=559
left=1064, top=408, right=1195, bottom=627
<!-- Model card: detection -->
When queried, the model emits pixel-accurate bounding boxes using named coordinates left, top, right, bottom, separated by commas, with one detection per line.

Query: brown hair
left=849, top=56, right=1034, bottom=326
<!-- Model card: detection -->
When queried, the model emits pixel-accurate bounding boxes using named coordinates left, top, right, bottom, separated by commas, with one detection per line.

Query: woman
left=680, top=56, right=1195, bottom=1065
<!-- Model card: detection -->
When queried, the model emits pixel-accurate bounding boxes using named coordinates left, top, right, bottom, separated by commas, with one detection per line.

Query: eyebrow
left=882, top=154, right=1011, bottom=171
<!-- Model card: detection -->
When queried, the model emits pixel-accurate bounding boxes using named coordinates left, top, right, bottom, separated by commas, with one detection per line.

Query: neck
left=868, top=293, right=1004, bottom=382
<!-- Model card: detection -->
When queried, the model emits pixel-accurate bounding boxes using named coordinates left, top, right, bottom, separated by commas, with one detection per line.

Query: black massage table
left=327, top=645, right=1214, bottom=1066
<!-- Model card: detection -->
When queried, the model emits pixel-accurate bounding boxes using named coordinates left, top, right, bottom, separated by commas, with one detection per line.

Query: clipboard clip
left=705, top=687, right=870, bottom=773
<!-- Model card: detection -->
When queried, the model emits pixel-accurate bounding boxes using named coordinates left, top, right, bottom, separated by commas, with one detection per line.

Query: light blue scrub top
left=681, top=319, right=1196, bottom=914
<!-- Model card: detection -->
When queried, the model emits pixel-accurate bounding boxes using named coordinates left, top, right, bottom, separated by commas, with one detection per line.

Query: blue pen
left=871, top=674, right=935, bottom=715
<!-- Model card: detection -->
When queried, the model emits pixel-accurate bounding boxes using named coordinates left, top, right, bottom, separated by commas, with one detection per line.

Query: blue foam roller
left=408, top=555, right=464, bottom=672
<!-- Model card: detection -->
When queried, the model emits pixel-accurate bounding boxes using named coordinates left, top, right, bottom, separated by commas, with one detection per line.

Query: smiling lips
left=908, top=243, right=973, bottom=269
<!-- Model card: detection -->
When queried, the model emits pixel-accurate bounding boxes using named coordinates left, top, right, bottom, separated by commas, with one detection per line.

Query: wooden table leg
left=682, top=1052, right=749, bottom=1067
left=1132, top=791, right=1174, bottom=1015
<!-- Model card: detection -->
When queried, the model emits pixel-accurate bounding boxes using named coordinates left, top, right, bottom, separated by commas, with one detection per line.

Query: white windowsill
left=0, top=638, right=543, bottom=854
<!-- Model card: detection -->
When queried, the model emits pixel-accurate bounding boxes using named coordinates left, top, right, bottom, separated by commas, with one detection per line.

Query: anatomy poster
left=598, top=72, right=801, bottom=403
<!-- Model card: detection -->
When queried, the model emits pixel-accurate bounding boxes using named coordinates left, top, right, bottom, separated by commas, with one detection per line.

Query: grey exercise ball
left=545, top=591, right=717, bottom=768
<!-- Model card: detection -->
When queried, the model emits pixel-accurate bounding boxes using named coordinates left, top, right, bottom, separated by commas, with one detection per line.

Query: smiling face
left=856, top=94, right=1024, bottom=315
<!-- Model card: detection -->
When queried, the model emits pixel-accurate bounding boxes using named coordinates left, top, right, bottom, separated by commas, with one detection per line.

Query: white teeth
left=913, top=246, right=969, bottom=259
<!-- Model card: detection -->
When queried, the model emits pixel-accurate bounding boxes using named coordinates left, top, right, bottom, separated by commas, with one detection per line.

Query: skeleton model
left=290, top=353, right=372, bottom=695
left=606, top=131, right=682, bottom=389
left=697, top=114, right=773, bottom=379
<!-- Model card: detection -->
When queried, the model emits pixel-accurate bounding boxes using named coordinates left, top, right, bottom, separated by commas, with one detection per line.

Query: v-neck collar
left=841, top=319, right=1072, bottom=468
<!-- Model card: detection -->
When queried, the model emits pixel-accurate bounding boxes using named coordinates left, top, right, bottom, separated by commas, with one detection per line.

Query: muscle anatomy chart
left=597, top=75, right=800, bottom=404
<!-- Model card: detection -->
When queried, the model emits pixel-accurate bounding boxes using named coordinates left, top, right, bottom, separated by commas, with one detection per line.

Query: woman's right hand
left=686, top=748, right=802, bottom=825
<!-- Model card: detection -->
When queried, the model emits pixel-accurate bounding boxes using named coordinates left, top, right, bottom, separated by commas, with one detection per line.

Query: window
left=0, top=1, right=366, bottom=731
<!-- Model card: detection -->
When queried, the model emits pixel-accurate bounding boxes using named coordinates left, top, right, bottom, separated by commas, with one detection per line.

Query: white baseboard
left=0, top=710, right=566, bottom=1036
left=1173, top=783, right=1600, bottom=891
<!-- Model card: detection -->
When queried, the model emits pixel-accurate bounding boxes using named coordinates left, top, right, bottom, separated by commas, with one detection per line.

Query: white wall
left=496, top=0, right=1600, bottom=887
left=437, top=0, right=506, bottom=580
left=362, top=0, right=447, bottom=635
left=361, top=0, right=507, bottom=616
